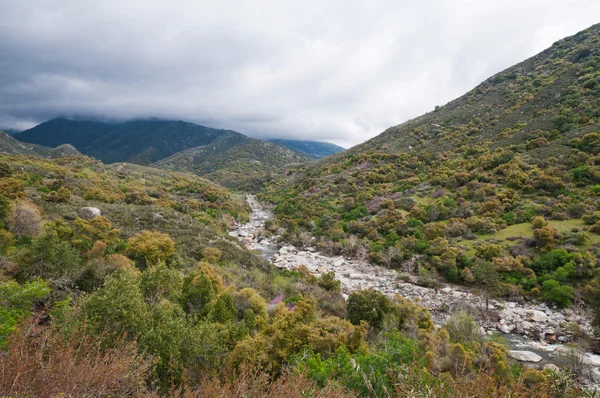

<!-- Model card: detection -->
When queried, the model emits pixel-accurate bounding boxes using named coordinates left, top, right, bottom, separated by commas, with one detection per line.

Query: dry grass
left=0, top=320, right=155, bottom=398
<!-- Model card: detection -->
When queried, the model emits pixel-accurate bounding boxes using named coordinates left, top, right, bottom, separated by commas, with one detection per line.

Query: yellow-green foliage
left=126, top=230, right=176, bottom=268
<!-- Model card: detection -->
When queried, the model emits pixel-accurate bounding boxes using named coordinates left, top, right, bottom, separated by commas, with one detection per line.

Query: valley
left=232, top=195, right=600, bottom=376
left=2, top=18, right=600, bottom=398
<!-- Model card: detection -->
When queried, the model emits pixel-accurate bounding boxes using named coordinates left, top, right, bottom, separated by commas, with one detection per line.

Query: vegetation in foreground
left=0, top=154, right=595, bottom=397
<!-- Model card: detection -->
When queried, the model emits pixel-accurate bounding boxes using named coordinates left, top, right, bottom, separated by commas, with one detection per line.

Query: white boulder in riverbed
left=507, top=350, right=543, bottom=363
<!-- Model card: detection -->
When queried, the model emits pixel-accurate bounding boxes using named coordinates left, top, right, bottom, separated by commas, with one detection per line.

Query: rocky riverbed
left=231, top=195, right=600, bottom=384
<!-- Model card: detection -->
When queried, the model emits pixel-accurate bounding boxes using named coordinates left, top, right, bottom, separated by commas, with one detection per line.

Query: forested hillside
left=261, top=24, right=600, bottom=319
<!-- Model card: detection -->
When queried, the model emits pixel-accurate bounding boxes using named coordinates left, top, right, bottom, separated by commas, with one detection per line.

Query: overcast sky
left=1, top=1, right=599, bottom=147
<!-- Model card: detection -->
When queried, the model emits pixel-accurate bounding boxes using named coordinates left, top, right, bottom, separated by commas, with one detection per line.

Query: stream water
left=230, top=195, right=600, bottom=384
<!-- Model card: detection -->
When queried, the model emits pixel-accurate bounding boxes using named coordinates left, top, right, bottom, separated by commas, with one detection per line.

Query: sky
left=1, top=1, right=599, bottom=147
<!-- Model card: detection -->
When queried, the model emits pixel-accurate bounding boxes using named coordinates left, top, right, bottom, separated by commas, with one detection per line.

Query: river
left=230, top=195, right=600, bottom=384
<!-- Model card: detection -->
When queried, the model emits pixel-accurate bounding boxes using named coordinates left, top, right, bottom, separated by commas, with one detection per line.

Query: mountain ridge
left=267, top=139, right=345, bottom=159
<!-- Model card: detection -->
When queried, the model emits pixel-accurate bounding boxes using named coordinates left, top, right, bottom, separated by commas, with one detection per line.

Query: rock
left=498, top=324, right=515, bottom=334
left=260, top=240, right=270, bottom=246
left=558, top=336, right=568, bottom=343
left=528, top=310, right=548, bottom=323
left=81, top=207, right=101, bottom=218
left=152, top=212, right=164, bottom=221
left=242, top=237, right=253, bottom=246
left=543, top=364, right=560, bottom=373
left=333, top=258, right=345, bottom=267
left=563, top=308, right=574, bottom=316
left=521, top=321, right=534, bottom=330
left=507, top=350, right=543, bottom=363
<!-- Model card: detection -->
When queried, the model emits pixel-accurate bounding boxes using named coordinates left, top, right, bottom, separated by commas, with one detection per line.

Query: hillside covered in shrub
left=0, top=153, right=592, bottom=396
left=261, top=24, right=600, bottom=318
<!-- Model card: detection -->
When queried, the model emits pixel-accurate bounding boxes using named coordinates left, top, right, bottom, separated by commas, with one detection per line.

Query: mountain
left=16, top=118, right=245, bottom=164
left=0, top=130, right=81, bottom=158
left=15, top=118, right=313, bottom=188
left=261, top=24, right=600, bottom=309
left=155, top=136, right=310, bottom=190
left=268, top=139, right=345, bottom=159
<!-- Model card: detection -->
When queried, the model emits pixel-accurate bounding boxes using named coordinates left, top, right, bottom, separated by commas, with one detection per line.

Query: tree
left=5, top=201, right=42, bottom=238
left=21, top=229, right=82, bottom=280
left=141, top=261, right=183, bottom=304
left=379, top=246, right=400, bottom=268
left=472, top=262, right=502, bottom=315
left=83, top=267, right=148, bottom=340
left=180, top=271, right=216, bottom=317
left=347, top=289, right=391, bottom=331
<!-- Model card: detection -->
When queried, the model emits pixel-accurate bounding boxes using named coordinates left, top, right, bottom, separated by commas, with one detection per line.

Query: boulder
left=81, top=207, right=101, bottom=218
left=333, top=258, right=345, bottom=267
left=521, top=321, right=534, bottom=330
left=152, top=212, right=164, bottom=221
left=528, top=310, right=548, bottom=323
left=498, top=323, right=515, bottom=334
left=507, top=350, right=543, bottom=363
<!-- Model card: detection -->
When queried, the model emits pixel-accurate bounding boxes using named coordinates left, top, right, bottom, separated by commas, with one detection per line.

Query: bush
left=444, top=311, right=482, bottom=346
left=5, top=201, right=42, bottom=238
left=317, top=271, right=341, bottom=293
left=0, top=229, right=15, bottom=256
left=347, top=289, right=391, bottom=331
left=542, top=279, right=574, bottom=307
left=126, top=230, right=176, bottom=268
left=0, top=279, right=50, bottom=347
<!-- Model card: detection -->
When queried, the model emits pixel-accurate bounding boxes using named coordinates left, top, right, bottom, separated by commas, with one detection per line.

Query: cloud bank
left=1, top=0, right=599, bottom=146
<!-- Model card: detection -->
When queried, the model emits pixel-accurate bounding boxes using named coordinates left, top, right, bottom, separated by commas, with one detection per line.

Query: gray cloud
left=1, top=0, right=599, bottom=147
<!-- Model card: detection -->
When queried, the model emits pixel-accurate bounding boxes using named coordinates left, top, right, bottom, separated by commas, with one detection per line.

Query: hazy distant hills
left=268, top=139, right=344, bottom=159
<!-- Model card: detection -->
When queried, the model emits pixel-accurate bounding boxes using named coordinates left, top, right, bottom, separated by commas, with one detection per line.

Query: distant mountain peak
left=268, top=139, right=345, bottom=159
